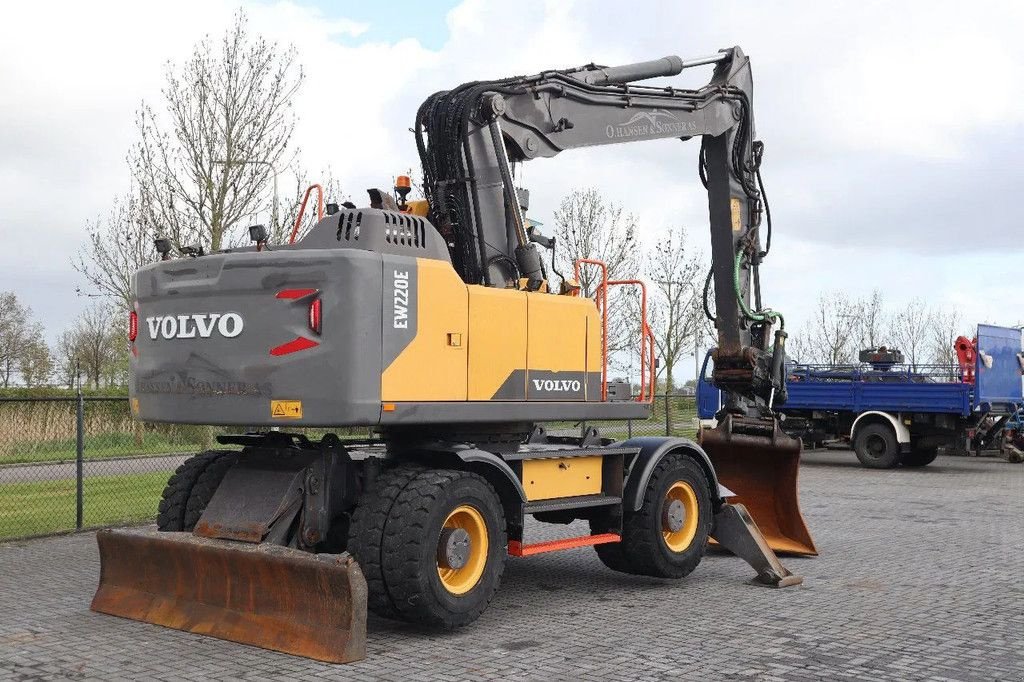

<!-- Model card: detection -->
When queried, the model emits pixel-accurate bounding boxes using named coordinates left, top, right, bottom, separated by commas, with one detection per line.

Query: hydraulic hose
left=733, top=250, right=784, bottom=329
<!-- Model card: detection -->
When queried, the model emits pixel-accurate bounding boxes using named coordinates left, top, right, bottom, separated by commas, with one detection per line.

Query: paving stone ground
left=1, top=450, right=1022, bottom=681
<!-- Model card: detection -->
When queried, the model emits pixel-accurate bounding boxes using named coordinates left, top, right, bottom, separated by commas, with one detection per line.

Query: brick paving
left=1, top=450, right=1021, bottom=681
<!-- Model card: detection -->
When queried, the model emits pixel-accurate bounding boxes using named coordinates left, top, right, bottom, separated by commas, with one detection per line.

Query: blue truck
left=697, top=324, right=1024, bottom=469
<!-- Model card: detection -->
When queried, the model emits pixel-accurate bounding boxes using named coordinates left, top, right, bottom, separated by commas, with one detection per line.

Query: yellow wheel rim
left=437, top=504, right=488, bottom=595
left=662, top=481, right=699, bottom=552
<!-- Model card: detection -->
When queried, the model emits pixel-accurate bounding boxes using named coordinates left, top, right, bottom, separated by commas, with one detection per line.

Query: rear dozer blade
left=699, top=415, right=818, bottom=556
left=91, top=528, right=367, bottom=663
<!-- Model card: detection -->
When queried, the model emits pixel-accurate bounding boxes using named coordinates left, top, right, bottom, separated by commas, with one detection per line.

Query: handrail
left=573, top=259, right=609, bottom=400
left=288, top=184, right=325, bottom=244
left=606, top=278, right=655, bottom=403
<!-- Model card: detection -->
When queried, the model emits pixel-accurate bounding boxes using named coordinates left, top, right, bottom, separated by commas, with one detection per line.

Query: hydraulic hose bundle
left=415, top=78, right=528, bottom=285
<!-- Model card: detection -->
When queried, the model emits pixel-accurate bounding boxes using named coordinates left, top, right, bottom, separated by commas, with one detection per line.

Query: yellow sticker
left=271, top=400, right=303, bottom=419
left=131, top=398, right=140, bottom=415
left=730, top=197, right=742, bottom=232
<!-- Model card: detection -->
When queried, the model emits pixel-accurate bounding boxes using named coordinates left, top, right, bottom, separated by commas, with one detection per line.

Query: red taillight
left=270, top=337, right=319, bottom=357
left=128, top=311, right=138, bottom=342
left=276, top=288, right=318, bottom=300
left=309, top=298, right=322, bottom=334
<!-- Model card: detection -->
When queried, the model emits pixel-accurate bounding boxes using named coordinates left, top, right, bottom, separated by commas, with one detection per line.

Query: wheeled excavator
left=92, top=47, right=816, bottom=663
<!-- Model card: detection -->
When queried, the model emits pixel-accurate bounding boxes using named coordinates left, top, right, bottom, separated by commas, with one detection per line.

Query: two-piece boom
left=416, top=47, right=786, bottom=411
left=414, top=47, right=811, bottom=553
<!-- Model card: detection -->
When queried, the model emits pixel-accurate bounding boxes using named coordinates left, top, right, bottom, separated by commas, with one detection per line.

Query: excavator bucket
left=699, top=416, right=818, bottom=556
left=91, top=528, right=367, bottom=663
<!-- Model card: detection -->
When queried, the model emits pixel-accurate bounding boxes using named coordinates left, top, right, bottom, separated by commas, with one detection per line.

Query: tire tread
left=596, top=453, right=711, bottom=579
left=347, top=465, right=425, bottom=619
left=156, top=450, right=234, bottom=531
left=382, top=470, right=506, bottom=628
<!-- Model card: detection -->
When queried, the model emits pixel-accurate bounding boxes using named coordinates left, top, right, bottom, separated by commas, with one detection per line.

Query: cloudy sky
left=1, top=0, right=1021, bottom=379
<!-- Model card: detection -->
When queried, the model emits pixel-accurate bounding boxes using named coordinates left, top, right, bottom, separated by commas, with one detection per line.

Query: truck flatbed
left=784, top=366, right=971, bottom=416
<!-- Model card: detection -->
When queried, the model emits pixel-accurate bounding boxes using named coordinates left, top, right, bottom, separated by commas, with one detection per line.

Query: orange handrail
left=605, top=279, right=655, bottom=403
left=573, top=259, right=609, bottom=400
left=288, top=184, right=325, bottom=244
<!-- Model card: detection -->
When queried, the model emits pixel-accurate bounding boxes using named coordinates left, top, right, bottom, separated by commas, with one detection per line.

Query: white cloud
left=0, top=0, right=1020, bottom=373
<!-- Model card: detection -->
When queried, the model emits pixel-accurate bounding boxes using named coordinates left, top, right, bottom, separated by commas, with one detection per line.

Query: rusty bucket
left=91, top=528, right=367, bottom=663
left=700, top=416, right=818, bottom=556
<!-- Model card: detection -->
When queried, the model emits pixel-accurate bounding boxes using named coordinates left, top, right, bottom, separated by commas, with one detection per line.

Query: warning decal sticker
left=270, top=400, right=303, bottom=419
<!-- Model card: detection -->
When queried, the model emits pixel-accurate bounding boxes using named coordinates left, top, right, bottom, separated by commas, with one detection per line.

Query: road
left=0, top=454, right=189, bottom=484
left=0, top=450, right=1022, bottom=681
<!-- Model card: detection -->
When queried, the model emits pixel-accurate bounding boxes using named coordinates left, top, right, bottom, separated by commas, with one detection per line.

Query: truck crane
left=91, top=47, right=815, bottom=664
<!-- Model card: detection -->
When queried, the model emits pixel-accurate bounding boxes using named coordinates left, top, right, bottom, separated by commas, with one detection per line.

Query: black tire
left=853, top=422, right=901, bottom=469
left=347, top=465, right=424, bottom=619
left=590, top=517, right=630, bottom=573
left=600, top=454, right=712, bottom=579
left=156, top=450, right=234, bottom=531
left=380, top=470, right=506, bottom=628
left=902, top=447, right=938, bottom=467
left=182, top=451, right=239, bottom=530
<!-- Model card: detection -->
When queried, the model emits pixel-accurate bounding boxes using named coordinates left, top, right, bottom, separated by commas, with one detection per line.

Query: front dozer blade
left=91, top=528, right=367, bottom=663
left=699, top=415, right=818, bottom=556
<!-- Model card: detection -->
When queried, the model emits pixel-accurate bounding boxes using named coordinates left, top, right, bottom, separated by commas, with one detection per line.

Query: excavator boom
left=416, top=47, right=815, bottom=555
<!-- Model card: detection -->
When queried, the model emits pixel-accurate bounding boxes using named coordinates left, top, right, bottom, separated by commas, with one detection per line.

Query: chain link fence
left=0, top=393, right=697, bottom=542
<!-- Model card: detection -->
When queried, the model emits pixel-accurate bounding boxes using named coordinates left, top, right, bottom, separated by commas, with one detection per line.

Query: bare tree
left=785, top=331, right=816, bottom=365
left=890, top=298, right=933, bottom=369
left=553, top=188, right=639, bottom=294
left=18, top=338, right=53, bottom=387
left=262, top=168, right=347, bottom=246
left=131, top=10, right=303, bottom=253
left=74, top=193, right=150, bottom=311
left=64, top=304, right=121, bottom=389
left=552, top=188, right=640, bottom=356
left=0, top=292, right=34, bottom=386
left=929, top=307, right=963, bottom=366
left=806, top=291, right=858, bottom=365
left=54, top=329, right=79, bottom=390
left=854, top=289, right=887, bottom=350
left=644, top=227, right=703, bottom=393
left=101, top=315, right=130, bottom=389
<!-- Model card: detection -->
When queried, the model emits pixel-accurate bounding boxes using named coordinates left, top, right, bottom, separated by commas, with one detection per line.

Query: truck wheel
left=379, top=470, right=506, bottom=628
left=590, top=516, right=629, bottom=572
left=902, top=447, right=938, bottom=467
left=853, top=422, right=901, bottom=469
left=182, top=452, right=238, bottom=530
left=611, top=453, right=712, bottom=579
left=156, top=450, right=235, bottom=531
left=347, top=465, right=425, bottom=619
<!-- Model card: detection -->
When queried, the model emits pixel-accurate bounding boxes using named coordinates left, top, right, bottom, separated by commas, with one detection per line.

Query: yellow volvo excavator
left=92, top=47, right=815, bottom=663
